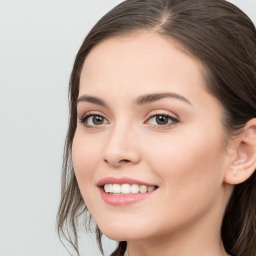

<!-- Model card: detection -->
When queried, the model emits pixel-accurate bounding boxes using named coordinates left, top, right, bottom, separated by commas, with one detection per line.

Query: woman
left=57, top=0, right=256, bottom=255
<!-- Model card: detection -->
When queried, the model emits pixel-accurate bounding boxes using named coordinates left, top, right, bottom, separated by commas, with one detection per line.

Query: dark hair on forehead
left=57, top=0, right=256, bottom=255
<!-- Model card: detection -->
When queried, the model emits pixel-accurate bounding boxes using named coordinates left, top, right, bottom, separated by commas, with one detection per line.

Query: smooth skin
left=72, top=32, right=256, bottom=256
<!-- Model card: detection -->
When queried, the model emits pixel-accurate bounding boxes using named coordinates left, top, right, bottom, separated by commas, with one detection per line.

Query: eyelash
left=146, top=113, right=179, bottom=128
left=78, top=112, right=179, bottom=129
left=79, top=112, right=109, bottom=128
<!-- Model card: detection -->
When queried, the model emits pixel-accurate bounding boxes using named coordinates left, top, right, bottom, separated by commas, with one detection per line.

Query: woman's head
left=57, top=0, right=256, bottom=255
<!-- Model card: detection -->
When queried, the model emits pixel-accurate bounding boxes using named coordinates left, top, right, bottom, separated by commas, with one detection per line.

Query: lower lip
left=100, top=188, right=156, bottom=206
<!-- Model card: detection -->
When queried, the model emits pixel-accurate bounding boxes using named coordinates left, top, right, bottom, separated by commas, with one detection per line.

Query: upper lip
left=97, top=176, right=157, bottom=187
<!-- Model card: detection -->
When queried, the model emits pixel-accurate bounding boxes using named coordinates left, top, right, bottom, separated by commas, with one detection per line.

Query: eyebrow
left=77, top=95, right=107, bottom=107
left=77, top=92, right=191, bottom=107
left=135, top=93, right=192, bottom=105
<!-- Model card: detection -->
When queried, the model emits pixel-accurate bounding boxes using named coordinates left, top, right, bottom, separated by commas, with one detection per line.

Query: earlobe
left=224, top=118, right=256, bottom=185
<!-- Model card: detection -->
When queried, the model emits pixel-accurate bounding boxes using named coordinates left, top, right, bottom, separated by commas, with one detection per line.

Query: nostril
left=103, top=158, right=131, bottom=166
left=120, top=159, right=130, bottom=163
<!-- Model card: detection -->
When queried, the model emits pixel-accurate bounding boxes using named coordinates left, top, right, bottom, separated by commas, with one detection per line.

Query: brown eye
left=92, top=115, right=104, bottom=125
left=80, top=114, right=109, bottom=127
left=147, top=114, right=179, bottom=126
left=155, top=115, right=169, bottom=125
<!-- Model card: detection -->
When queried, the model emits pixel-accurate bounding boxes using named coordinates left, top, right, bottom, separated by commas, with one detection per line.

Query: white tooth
left=104, top=184, right=109, bottom=193
left=112, top=184, right=121, bottom=193
left=121, top=184, right=131, bottom=194
left=108, top=184, right=113, bottom=193
left=139, top=185, right=147, bottom=193
left=105, top=183, right=154, bottom=194
left=131, top=184, right=140, bottom=193
left=147, top=186, right=155, bottom=192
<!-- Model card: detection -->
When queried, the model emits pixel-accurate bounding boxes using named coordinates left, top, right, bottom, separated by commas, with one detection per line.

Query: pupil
left=156, top=115, right=168, bottom=125
left=93, top=116, right=103, bottom=125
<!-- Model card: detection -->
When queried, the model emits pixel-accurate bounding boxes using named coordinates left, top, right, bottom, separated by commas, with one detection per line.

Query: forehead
left=80, top=32, right=206, bottom=97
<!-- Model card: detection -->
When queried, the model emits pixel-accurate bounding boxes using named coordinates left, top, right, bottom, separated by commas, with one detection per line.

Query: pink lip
left=97, top=176, right=156, bottom=187
left=97, top=176, right=158, bottom=206
left=99, top=188, right=156, bottom=206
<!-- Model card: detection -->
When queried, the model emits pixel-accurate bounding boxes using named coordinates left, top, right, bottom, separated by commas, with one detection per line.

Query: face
left=72, top=32, right=231, bottom=242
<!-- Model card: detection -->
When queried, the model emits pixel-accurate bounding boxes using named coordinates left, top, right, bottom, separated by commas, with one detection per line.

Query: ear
left=224, top=118, right=256, bottom=185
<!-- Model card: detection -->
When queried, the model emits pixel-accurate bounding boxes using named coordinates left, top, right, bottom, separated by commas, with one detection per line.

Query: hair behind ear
left=222, top=118, right=256, bottom=255
left=110, top=241, right=127, bottom=256
left=222, top=172, right=256, bottom=255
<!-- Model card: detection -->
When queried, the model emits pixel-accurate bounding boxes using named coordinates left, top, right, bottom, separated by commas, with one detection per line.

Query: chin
left=102, top=230, right=143, bottom=242
left=97, top=221, right=150, bottom=241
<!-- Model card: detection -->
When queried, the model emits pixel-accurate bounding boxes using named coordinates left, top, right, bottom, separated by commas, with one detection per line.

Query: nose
left=103, top=125, right=141, bottom=168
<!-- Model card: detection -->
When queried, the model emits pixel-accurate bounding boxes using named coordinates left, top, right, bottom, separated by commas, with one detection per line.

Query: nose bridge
left=103, top=119, right=140, bottom=166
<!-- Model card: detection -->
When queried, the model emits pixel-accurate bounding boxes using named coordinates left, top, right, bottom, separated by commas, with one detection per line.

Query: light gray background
left=0, top=1, right=255, bottom=256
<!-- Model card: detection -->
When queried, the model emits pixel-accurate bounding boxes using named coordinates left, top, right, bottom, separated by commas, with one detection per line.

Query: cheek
left=72, top=131, right=104, bottom=210
left=72, top=131, right=99, bottom=181
left=138, top=130, right=227, bottom=232
left=144, top=127, right=225, bottom=193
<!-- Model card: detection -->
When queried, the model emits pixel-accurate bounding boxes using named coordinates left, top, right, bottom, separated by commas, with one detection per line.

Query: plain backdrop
left=0, top=1, right=255, bottom=256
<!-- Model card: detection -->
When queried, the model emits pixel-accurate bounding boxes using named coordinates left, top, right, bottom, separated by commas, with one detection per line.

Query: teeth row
left=104, top=184, right=155, bottom=194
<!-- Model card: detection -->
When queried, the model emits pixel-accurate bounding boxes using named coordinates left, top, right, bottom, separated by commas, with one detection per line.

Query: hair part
left=57, top=0, right=256, bottom=255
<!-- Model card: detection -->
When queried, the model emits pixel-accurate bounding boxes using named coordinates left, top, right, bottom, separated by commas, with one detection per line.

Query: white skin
left=71, top=32, right=255, bottom=256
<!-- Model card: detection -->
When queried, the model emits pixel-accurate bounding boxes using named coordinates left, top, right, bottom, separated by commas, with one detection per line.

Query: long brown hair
left=57, top=0, right=256, bottom=255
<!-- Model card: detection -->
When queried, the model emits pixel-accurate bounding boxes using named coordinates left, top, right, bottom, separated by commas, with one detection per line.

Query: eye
left=79, top=113, right=109, bottom=127
left=146, top=114, right=179, bottom=126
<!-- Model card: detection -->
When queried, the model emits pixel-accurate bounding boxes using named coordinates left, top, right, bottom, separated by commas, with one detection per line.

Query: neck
left=126, top=234, right=228, bottom=256
left=126, top=211, right=228, bottom=256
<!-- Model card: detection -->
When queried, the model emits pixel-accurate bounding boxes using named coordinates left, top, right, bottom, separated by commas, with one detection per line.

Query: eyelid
left=144, top=110, right=179, bottom=127
left=145, top=110, right=179, bottom=121
left=78, top=111, right=110, bottom=127
left=79, top=110, right=103, bottom=120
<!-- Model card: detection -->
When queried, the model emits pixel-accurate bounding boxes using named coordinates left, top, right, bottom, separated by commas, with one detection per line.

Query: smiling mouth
left=103, top=183, right=158, bottom=194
